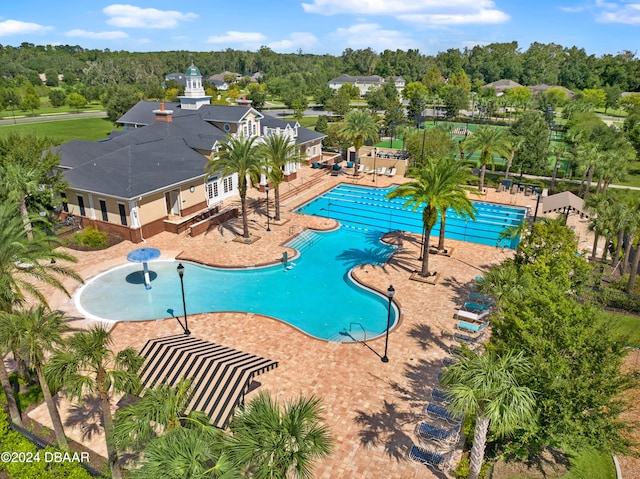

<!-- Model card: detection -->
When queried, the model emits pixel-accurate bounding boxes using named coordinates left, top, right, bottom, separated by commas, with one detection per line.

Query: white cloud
left=103, top=4, right=198, bottom=29
left=66, top=29, right=129, bottom=40
left=330, top=23, right=420, bottom=51
left=558, top=5, right=586, bottom=13
left=595, top=0, right=640, bottom=24
left=206, top=31, right=267, bottom=49
left=268, top=32, right=318, bottom=52
left=0, top=19, right=53, bottom=36
left=302, top=0, right=509, bottom=24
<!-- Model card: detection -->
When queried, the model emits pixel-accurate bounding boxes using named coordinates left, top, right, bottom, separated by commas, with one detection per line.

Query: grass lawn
left=561, top=449, right=616, bottom=479
left=0, top=117, right=119, bottom=142
left=600, top=310, right=640, bottom=346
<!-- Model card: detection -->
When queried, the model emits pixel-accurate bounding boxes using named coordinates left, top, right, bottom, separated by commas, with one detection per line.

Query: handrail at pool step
left=286, top=230, right=319, bottom=252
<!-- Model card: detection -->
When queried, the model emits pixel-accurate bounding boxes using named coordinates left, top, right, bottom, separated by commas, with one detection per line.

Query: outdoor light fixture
left=381, top=285, right=395, bottom=363
left=176, top=263, right=190, bottom=335
left=265, top=184, right=271, bottom=231
left=372, top=148, right=377, bottom=183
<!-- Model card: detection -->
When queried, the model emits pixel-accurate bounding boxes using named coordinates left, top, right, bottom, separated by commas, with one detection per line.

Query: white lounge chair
left=379, top=167, right=387, bottom=176
left=363, top=166, right=370, bottom=174
left=386, top=167, right=396, bottom=177
left=456, top=309, right=490, bottom=322
left=357, top=164, right=364, bottom=173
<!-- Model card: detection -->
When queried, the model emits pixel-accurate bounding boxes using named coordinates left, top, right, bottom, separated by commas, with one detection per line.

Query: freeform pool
left=295, top=184, right=527, bottom=249
left=76, top=227, right=398, bottom=341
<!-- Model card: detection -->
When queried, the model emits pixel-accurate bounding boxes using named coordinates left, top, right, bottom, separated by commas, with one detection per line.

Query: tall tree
left=440, top=350, right=535, bottom=479
left=227, top=391, right=333, bottom=479
left=257, top=134, right=300, bottom=222
left=46, top=325, right=143, bottom=479
left=462, top=126, right=510, bottom=191
left=338, top=110, right=379, bottom=176
left=386, top=157, right=472, bottom=277
left=206, top=136, right=262, bottom=240
left=435, top=161, right=476, bottom=251
left=0, top=306, right=70, bottom=448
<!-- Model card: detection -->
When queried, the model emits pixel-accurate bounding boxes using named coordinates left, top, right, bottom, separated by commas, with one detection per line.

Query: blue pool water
left=296, top=184, right=526, bottom=249
left=76, top=227, right=398, bottom=341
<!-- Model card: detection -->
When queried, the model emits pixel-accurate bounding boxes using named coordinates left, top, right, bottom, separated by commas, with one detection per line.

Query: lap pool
left=295, top=184, right=526, bottom=249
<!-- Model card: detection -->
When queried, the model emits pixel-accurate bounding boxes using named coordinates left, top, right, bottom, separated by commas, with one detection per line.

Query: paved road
left=0, top=110, right=107, bottom=126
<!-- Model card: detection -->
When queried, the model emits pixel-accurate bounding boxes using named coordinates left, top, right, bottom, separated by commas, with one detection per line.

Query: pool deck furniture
left=463, top=301, right=491, bottom=311
left=311, top=161, right=321, bottom=169
left=424, top=402, right=462, bottom=424
left=431, top=387, right=452, bottom=404
left=416, top=421, right=461, bottom=445
left=386, top=167, right=396, bottom=177
left=379, top=167, right=387, bottom=176
left=456, top=320, right=488, bottom=334
left=363, top=166, right=371, bottom=174
left=453, top=330, right=486, bottom=347
left=408, top=444, right=454, bottom=472
left=357, top=164, right=364, bottom=173
left=346, top=161, right=354, bottom=168
left=456, top=308, right=490, bottom=322
left=468, top=292, right=493, bottom=305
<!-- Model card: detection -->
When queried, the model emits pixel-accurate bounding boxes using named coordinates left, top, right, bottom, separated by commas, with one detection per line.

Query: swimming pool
left=76, top=227, right=398, bottom=342
left=296, top=184, right=526, bottom=249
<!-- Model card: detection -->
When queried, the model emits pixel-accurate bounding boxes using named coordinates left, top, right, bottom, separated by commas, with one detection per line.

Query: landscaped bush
left=0, top=410, right=92, bottom=479
left=72, top=226, right=108, bottom=249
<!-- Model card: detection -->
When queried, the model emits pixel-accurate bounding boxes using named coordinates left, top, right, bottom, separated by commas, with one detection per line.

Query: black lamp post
left=381, top=285, right=395, bottom=363
left=372, top=148, right=377, bottom=183
left=265, top=184, right=271, bottom=231
left=176, top=263, right=190, bottom=335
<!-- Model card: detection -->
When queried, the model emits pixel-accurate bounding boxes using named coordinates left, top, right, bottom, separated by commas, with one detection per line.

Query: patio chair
left=468, top=292, right=493, bottom=305
left=456, top=320, right=488, bottom=334
left=386, top=167, right=396, bottom=177
left=453, top=330, right=486, bottom=347
left=311, top=162, right=320, bottom=169
left=416, top=421, right=461, bottom=445
left=363, top=166, right=371, bottom=174
left=424, top=402, right=462, bottom=424
left=463, top=301, right=491, bottom=312
left=456, top=309, right=490, bottom=322
left=379, top=167, right=387, bottom=176
left=408, top=444, right=454, bottom=472
left=346, top=161, right=354, bottom=168
left=357, top=164, right=364, bottom=173
left=431, top=387, right=452, bottom=404
left=332, top=163, right=342, bottom=171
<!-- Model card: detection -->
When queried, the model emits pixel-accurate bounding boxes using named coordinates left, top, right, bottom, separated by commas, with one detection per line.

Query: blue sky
left=0, top=1, right=638, bottom=57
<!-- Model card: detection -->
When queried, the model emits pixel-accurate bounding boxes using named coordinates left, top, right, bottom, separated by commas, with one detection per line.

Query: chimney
left=153, top=102, right=173, bottom=122
left=236, top=95, right=252, bottom=108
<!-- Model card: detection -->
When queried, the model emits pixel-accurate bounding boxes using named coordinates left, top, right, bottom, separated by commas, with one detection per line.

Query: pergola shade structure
left=139, top=335, right=278, bottom=428
left=540, top=191, right=589, bottom=218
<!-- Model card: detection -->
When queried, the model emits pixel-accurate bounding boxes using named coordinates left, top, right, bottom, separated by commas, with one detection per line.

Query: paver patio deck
left=29, top=165, right=605, bottom=478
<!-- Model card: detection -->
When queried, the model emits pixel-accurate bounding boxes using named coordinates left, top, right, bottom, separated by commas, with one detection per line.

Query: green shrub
left=73, top=226, right=107, bottom=249
left=454, top=455, right=492, bottom=479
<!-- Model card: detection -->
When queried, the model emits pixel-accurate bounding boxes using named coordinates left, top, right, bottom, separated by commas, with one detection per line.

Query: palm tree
left=257, top=134, right=300, bottom=222
left=462, top=126, right=511, bottom=191
left=0, top=162, right=41, bottom=240
left=113, top=378, right=210, bottom=453
left=227, top=391, right=333, bottom=479
left=435, top=160, right=476, bottom=252
left=0, top=306, right=69, bottom=448
left=440, top=350, right=536, bottom=479
left=0, top=201, right=81, bottom=426
left=503, top=134, right=523, bottom=180
left=339, top=110, right=379, bottom=176
left=206, top=136, right=262, bottom=240
left=475, top=260, right=530, bottom=308
left=586, top=193, right=615, bottom=262
left=574, top=142, right=602, bottom=202
left=133, top=426, right=234, bottom=479
left=386, top=157, right=474, bottom=277
left=45, top=325, right=143, bottom=479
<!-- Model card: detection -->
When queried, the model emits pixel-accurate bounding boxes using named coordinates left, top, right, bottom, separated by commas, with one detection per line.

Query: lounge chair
left=416, top=421, right=460, bottom=445
left=456, top=320, right=488, bottom=334
left=468, top=292, right=493, bottom=305
left=408, top=444, right=453, bottom=472
left=463, top=301, right=491, bottom=311
left=363, top=166, right=371, bottom=174
left=346, top=161, right=354, bottom=168
left=379, top=167, right=387, bottom=176
left=374, top=167, right=382, bottom=175
left=424, top=402, right=462, bottom=424
left=454, top=330, right=486, bottom=346
left=311, top=162, right=320, bottom=169
left=386, top=167, right=396, bottom=177
left=332, top=163, right=342, bottom=171
left=357, top=164, right=364, bottom=173
left=456, top=309, right=490, bottom=322
left=431, top=388, right=452, bottom=404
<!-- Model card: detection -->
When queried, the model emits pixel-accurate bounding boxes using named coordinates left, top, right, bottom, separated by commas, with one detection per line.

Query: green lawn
left=0, top=117, right=119, bottom=142
left=600, top=310, right=640, bottom=346
left=561, top=449, right=616, bottom=479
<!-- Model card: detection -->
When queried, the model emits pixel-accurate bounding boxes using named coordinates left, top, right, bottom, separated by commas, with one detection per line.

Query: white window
left=252, top=122, right=257, bottom=135
left=223, top=176, right=233, bottom=193
left=206, top=177, right=219, bottom=200
left=243, top=124, right=248, bottom=137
